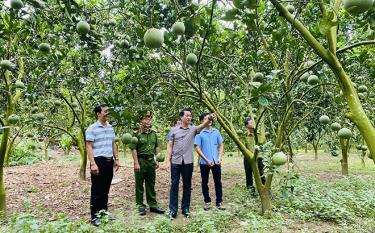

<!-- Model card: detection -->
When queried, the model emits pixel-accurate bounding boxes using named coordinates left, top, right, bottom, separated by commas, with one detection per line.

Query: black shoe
left=168, top=211, right=177, bottom=219
left=139, top=207, right=146, bottom=216
left=91, top=218, right=100, bottom=227
left=248, top=186, right=257, bottom=197
left=150, top=207, right=165, bottom=214
left=182, top=210, right=190, bottom=218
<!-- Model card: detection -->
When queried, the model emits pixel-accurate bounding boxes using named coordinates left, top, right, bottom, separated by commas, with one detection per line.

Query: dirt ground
left=4, top=149, right=242, bottom=222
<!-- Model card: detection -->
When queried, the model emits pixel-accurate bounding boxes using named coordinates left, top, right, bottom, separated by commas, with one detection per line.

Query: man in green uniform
left=130, top=110, right=165, bottom=215
left=243, top=118, right=266, bottom=196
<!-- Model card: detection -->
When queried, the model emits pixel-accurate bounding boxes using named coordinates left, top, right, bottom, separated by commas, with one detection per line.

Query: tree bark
left=340, top=139, right=349, bottom=176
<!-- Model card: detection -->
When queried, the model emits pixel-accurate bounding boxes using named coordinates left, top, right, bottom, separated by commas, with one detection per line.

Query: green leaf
left=222, top=9, right=240, bottom=22
left=258, top=96, right=269, bottom=106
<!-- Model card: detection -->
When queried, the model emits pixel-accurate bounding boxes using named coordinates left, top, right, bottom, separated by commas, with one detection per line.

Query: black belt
left=138, top=156, right=154, bottom=161
left=95, top=156, right=113, bottom=162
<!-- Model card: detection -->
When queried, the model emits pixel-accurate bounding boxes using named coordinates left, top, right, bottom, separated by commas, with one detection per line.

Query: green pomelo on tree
left=171, top=22, right=185, bottom=35
left=121, top=133, right=132, bottom=144
left=300, top=72, right=310, bottom=82
left=54, top=100, right=62, bottom=107
left=8, top=114, right=20, bottom=125
left=186, top=53, right=198, bottom=66
left=0, top=60, right=14, bottom=70
left=330, top=122, right=341, bottom=131
left=156, top=153, right=165, bottom=162
left=38, top=43, right=51, bottom=53
left=26, top=132, right=34, bottom=138
left=254, top=72, right=264, bottom=82
left=76, top=20, right=90, bottom=35
left=272, top=152, right=287, bottom=165
left=319, top=115, right=330, bottom=124
left=357, top=85, right=368, bottom=93
left=144, top=28, right=164, bottom=49
left=286, top=5, right=295, bottom=14
left=10, top=0, right=24, bottom=9
left=338, top=128, right=352, bottom=139
left=15, top=80, right=25, bottom=89
left=343, top=0, right=374, bottom=15
left=307, top=75, right=319, bottom=85
left=331, top=150, right=339, bottom=157
left=130, top=137, right=138, bottom=145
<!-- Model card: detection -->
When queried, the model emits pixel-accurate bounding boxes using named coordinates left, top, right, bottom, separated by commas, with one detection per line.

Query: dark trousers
left=200, top=164, right=223, bottom=205
left=244, top=156, right=265, bottom=188
left=135, top=158, right=157, bottom=208
left=169, top=162, right=193, bottom=214
left=90, top=157, right=114, bottom=219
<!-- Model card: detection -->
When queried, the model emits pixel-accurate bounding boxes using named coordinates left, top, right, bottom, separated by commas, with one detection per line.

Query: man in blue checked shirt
left=194, top=113, right=225, bottom=211
left=86, top=105, right=120, bottom=227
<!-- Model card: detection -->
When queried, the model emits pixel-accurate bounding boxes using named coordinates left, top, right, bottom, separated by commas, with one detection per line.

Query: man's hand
left=216, top=159, right=222, bottom=166
left=134, top=162, right=141, bottom=172
left=114, top=160, right=120, bottom=172
left=206, top=160, right=213, bottom=167
left=90, top=163, right=99, bottom=176
left=155, top=160, right=159, bottom=169
left=208, top=113, right=217, bottom=122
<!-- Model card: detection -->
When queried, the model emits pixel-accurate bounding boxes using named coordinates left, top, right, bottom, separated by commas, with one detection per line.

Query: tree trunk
left=340, top=139, right=349, bottom=176
left=77, top=133, right=87, bottom=180
left=360, top=151, right=365, bottom=168
left=44, top=137, right=49, bottom=160
left=0, top=128, right=10, bottom=214
left=313, top=145, right=318, bottom=160
left=0, top=167, right=5, bottom=217
left=305, top=142, right=308, bottom=153
left=287, top=138, right=294, bottom=163
left=259, top=188, right=272, bottom=214
left=249, top=152, right=272, bottom=214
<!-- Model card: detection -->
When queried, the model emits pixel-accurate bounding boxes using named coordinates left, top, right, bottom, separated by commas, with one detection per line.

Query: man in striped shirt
left=86, top=105, right=120, bottom=226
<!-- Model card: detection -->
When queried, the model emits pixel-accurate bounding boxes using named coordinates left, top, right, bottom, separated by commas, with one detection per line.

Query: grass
left=1, top=150, right=375, bottom=232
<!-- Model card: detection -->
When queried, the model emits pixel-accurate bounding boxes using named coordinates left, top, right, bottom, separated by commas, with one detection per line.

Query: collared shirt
left=85, top=121, right=115, bottom=158
left=194, top=128, right=223, bottom=165
left=170, top=125, right=197, bottom=164
left=129, top=129, right=159, bottom=159
left=245, top=132, right=255, bottom=152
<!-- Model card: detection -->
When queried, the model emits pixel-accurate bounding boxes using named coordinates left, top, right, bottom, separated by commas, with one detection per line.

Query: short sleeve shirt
left=194, top=128, right=223, bottom=165
left=170, top=125, right=197, bottom=164
left=85, top=121, right=115, bottom=158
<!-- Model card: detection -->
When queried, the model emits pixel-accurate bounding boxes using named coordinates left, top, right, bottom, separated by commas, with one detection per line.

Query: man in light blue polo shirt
left=194, top=113, right=225, bottom=211
left=86, top=105, right=120, bottom=226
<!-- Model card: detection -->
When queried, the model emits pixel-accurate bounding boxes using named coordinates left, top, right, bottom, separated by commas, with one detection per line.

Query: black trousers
left=169, top=162, right=193, bottom=214
left=90, top=157, right=114, bottom=219
left=200, top=164, right=223, bottom=205
left=244, top=156, right=266, bottom=188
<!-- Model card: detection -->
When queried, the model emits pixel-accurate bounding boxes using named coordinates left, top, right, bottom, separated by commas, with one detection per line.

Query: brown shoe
left=216, top=202, right=226, bottom=210
left=203, top=202, right=211, bottom=210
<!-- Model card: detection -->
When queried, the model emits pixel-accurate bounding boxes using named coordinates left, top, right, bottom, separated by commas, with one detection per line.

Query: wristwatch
left=114, top=157, right=119, bottom=160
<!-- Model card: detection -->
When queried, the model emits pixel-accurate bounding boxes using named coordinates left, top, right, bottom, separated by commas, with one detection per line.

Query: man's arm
left=217, top=143, right=224, bottom=165
left=112, top=141, right=120, bottom=171
left=194, top=145, right=212, bottom=166
left=166, top=140, right=173, bottom=164
left=131, top=149, right=141, bottom=172
left=86, top=141, right=99, bottom=175
left=195, top=113, right=216, bottom=133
